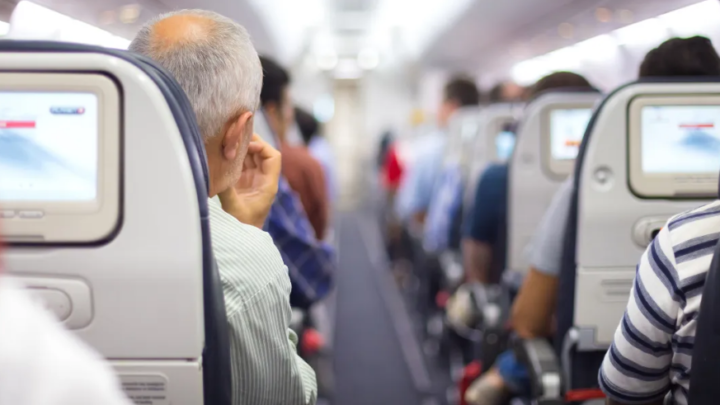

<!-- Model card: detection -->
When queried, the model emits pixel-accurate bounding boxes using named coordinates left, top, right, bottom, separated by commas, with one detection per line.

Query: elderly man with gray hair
left=129, top=10, right=317, bottom=405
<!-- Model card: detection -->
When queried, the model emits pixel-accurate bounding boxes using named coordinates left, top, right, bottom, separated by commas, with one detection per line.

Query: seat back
left=507, top=91, right=600, bottom=276
left=464, top=103, right=521, bottom=208
left=559, top=78, right=720, bottom=390
left=0, top=42, right=229, bottom=405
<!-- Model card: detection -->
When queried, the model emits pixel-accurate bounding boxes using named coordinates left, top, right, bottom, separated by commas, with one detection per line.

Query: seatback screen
left=0, top=92, right=98, bottom=201
left=550, top=108, right=592, bottom=160
left=641, top=105, right=720, bottom=174
left=495, top=121, right=518, bottom=161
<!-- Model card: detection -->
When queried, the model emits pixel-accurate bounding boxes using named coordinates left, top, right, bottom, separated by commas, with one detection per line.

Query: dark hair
left=260, top=56, right=290, bottom=107
left=487, top=83, right=506, bottom=104
left=639, top=36, right=720, bottom=78
left=529, top=71, right=593, bottom=98
left=444, top=76, right=480, bottom=107
left=295, top=107, right=319, bottom=145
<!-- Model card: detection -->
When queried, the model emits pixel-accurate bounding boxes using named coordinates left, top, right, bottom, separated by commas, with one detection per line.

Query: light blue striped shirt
left=208, top=197, right=317, bottom=405
left=599, top=200, right=720, bottom=405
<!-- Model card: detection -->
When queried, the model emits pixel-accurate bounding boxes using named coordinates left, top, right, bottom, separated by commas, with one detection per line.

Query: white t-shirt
left=0, top=277, right=132, bottom=405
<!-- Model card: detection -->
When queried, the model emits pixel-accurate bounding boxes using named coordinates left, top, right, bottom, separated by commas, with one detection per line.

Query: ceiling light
left=595, top=8, right=612, bottom=23
left=558, top=23, right=574, bottom=39
left=658, top=1, right=720, bottom=37
left=119, top=4, right=140, bottom=24
left=614, top=18, right=668, bottom=47
left=334, top=58, right=362, bottom=80
left=574, top=34, right=618, bottom=61
left=357, top=48, right=379, bottom=70
left=99, top=10, right=116, bottom=25
left=316, top=51, right=338, bottom=71
left=617, top=9, right=634, bottom=24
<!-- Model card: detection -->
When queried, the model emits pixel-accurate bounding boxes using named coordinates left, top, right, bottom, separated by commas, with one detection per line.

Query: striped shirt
left=599, top=200, right=720, bottom=405
left=208, top=197, right=317, bottom=405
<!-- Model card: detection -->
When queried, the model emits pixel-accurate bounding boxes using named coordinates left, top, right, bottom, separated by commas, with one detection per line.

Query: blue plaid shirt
left=423, top=162, right=463, bottom=253
left=265, top=176, right=335, bottom=309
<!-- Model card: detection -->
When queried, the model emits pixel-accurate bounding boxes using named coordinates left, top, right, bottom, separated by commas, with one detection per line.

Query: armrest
left=513, top=338, right=563, bottom=404
left=468, top=283, right=510, bottom=329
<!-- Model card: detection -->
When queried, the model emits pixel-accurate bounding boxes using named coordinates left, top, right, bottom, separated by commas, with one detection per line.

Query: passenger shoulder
left=208, top=199, right=290, bottom=313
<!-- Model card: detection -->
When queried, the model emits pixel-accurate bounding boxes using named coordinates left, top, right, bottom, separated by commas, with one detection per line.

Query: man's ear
left=222, top=111, right=254, bottom=161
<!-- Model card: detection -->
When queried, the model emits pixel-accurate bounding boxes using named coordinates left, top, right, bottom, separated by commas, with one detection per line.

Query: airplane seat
left=456, top=92, right=600, bottom=388
left=0, top=41, right=230, bottom=405
left=507, top=90, right=600, bottom=281
left=688, top=212, right=720, bottom=404
left=464, top=103, right=522, bottom=210
left=518, top=78, right=720, bottom=404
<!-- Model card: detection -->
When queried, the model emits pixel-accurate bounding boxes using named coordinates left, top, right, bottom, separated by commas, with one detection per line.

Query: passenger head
left=129, top=9, right=262, bottom=197
left=639, top=36, right=720, bottom=78
left=528, top=71, right=593, bottom=98
left=486, top=81, right=525, bottom=103
left=260, top=56, right=294, bottom=141
left=295, top=107, right=319, bottom=146
left=438, top=76, right=480, bottom=127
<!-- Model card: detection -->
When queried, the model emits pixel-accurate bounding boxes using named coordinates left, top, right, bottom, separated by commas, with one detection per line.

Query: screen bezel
left=541, top=103, right=595, bottom=178
left=0, top=73, right=121, bottom=243
left=628, top=95, right=720, bottom=199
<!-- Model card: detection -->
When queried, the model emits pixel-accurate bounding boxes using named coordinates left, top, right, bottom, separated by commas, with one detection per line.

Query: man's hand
left=218, top=135, right=281, bottom=229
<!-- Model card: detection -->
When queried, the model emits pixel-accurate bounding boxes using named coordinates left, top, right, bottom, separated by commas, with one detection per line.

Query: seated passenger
left=600, top=36, right=720, bottom=405
left=0, top=231, right=132, bottom=405
left=460, top=72, right=593, bottom=287
left=467, top=36, right=720, bottom=405
left=129, top=10, right=318, bottom=404
left=260, top=57, right=329, bottom=240
left=257, top=57, right=335, bottom=309
left=296, top=107, right=337, bottom=209
left=484, top=81, right=526, bottom=104
left=460, top=71, right=595, bottom=405
left=394, top=77, right=480, bottom=226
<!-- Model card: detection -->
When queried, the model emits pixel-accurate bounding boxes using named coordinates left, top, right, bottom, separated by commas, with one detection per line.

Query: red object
left=436, top=291, right=450, bottom=308
left=565, top=388, right=606, bottom=402
left=301, top=328, right=324, bottom=355
left=679, top=123, right=714, bottom=128
left=0, top=120, right=36, bottom=129
left=458, top=361, right=483, bottom=405
left=382, top=144, right=404, bottom=191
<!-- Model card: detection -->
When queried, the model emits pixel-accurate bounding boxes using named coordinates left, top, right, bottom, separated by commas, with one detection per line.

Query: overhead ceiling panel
left=423, top=0, right=706, bottom=71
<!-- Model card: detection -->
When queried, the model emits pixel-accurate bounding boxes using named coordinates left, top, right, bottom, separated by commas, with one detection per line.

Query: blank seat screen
left=641, top=105, right=720, bottom=174
left=550, top=108, right=593, bottom=160
left=0, top=92, right=98, bottom=202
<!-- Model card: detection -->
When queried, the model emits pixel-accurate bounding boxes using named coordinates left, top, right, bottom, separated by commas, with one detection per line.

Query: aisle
left=332, top=211, right=425, bottom=405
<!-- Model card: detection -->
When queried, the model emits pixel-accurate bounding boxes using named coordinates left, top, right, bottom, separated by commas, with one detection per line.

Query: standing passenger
left=129, top=10, right=318, bottom=405
left=394, top=77, right=480, bottom=226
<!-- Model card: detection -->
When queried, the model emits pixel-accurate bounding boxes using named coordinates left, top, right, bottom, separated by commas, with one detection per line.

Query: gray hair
left=129, top=9, right=262, bottom=140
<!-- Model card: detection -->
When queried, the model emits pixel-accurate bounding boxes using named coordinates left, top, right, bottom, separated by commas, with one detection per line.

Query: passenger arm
left=266, top=179, right=335, bottom=309
left=461, top=168, right=501, bottom=284
left=226, top=272, right=318, bottom=405
left=462, top=238, right=493, bottom=284
left=598, top=226, right=679, bottom=404
left=511, top=267, right=559, bottom=338
left=300, top=158, right=329, bottom=240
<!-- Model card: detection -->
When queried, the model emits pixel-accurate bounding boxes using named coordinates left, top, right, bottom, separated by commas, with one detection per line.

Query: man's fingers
left=247, top=134, right=281, bottom=160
